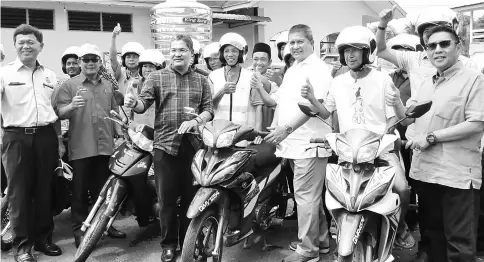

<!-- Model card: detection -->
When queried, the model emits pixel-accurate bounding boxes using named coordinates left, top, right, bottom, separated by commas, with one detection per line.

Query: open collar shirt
left=407, top=61, right=484, bottom=189
left=138, top=66, right=213, bottom=156
left=1, top=58, right=57, bottom=127
left=56, top=73, right=118, bottom=161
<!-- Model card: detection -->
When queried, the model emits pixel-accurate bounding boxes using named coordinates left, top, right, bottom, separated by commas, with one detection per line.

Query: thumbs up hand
left=385, top=83, right=401, bottom=107
left=301, top=77, right=316, bottom=103
left=113, top=23, right=122, bottom=36
left=379, top=5, right=396, bottom=27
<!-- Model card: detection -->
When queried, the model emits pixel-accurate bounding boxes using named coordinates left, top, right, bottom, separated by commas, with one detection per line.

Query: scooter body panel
left=186, top=187, right=221, bottom=219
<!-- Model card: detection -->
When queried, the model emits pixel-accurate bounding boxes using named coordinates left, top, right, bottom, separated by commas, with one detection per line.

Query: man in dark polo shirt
left=1, top=24, right=62, bottom=262
left=56, top=43, right=125, bottom=248
left=125, top=35, right=213, bottom=262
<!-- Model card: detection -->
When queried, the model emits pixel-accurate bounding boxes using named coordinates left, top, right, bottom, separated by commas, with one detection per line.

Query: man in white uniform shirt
left=254, top=24, right=332, bottom=262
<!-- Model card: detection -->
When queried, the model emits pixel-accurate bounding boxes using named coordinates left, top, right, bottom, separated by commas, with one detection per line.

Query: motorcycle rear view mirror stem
left=297, top=102, right=335, bottom=132
left=386, top=100, right=432, bottom=134
left=114, top=90, right=129, bottom=121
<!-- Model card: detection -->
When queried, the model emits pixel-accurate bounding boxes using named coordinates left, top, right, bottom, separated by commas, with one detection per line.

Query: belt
left=3, top=124, right=54, bottom=135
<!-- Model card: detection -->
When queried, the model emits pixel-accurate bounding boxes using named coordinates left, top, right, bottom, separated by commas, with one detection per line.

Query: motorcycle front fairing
left=325, top=129, right=401, bottom=260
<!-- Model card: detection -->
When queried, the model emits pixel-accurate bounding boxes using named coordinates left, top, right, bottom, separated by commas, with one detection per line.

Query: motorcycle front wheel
left=74, top=201, right=109, bottom=262
left=0, top=196, right=12, bottom=252
left=338, top=240, right=364, bottom=262
left=181, top=208, right=222, bottom=262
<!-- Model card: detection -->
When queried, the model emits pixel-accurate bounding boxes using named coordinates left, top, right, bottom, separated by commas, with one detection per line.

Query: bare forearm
left=212, top=90, right=225, bottom=108
left=255, top=105, right=263, bottom=131
left=58, top=104, right=75, bottom=119
left=132, top=99, right=147, bottom=114
left=198, top=111, right=213, bottom=123
left=287, top=111, right=310, bottom=131
left=308, top=98, right=331, bottom=119
left=434, top=121, right=484, bottom=143
left=256, top=88, right=276, bottom=107
left=394, top=100, right=414, bottom=126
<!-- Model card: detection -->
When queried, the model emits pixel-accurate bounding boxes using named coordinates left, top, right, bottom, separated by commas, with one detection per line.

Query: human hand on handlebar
left=253, top=136, right=263, bottom=145
left=405, top=134, right=429, bottom=151
left=178, top=119, right=198, bottom=134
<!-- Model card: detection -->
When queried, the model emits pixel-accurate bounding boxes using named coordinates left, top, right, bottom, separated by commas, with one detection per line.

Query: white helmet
left=191, top=39, right=201, bottom=55
left=275, top=30, right=289, bottom=49
left=275, top=30, right=289, bottom=60
left=121, top=42, right=145, bottom=57
left=203, top=42, right=220, bottom=59
left=219, top=32, right=248, bottom=64
left=335, top=26, right=377, bottom=66
left=415, top=7, right=458, bottom=38
left=61, top=46, right=80, bottom=63
left=138, top=49, right=165, bottom=68
left=387, top=34, right=422, bottom=52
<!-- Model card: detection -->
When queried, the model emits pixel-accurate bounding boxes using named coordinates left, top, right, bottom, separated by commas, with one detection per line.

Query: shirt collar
left=168, top=64, right=192, bottom=76
left=13, top=58, right=43, bottom=71
left=79, top=73, right=103, bottom=84
left=432, top=61, right=463, bottom=83
left=294, top=53, right=318, bottom=66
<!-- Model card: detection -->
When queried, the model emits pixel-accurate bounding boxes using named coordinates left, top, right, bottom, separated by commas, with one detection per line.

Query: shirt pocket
left=4, top=83, right=32, bottom=106
left=433, top=95, right=464, bottom=127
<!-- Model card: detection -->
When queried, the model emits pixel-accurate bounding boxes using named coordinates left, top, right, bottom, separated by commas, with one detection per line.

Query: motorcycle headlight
left=336, top=140, right=353, bottom=162
left=216, top=130, right=236, bottom=148
left=202, top=129, right=215, bottom=147
left=358, top=181, right=391, bottom=210
left=357, top=141, right=379, bottom=163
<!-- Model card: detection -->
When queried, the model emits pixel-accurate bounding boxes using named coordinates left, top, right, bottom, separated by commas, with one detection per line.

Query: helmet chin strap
left=350, top=64, right=365, bottom=83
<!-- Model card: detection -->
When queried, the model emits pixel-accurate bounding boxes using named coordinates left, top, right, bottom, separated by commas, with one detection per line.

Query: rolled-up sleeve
left=138, top=73, right=157, bottom=113
left=465, top=74, right=484, bottom=122
left=200, top=76, right=214, bottom=116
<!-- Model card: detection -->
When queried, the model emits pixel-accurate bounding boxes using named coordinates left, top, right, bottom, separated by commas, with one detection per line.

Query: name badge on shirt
left=43, top=83, right=54, bottom=89
left=8, top=82, right=26, bottom=86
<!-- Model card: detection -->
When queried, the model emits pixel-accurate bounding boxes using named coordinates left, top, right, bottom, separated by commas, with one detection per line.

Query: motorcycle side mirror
left=114, top=91, right=125, bottom=106
left=405, top=100, right=432, bottom=119
left=298, top=102, right=319, bottom=117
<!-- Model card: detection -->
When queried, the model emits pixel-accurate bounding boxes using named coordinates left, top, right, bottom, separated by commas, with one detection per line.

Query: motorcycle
left=298, top=101, right=431, bottom=262
left=1, top=132, right=73, bottom=252
left=180, top=108, right=294, bottom=262
left=74, top=93, right=157, bottom=262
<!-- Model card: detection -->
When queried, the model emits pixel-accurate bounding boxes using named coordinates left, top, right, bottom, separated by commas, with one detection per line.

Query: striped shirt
left=138, top=66, right=213, bottom=156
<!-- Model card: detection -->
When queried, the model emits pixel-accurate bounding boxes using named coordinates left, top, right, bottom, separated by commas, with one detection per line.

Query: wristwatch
left=284, top=124, right=293, bottom=134
left=426, top=132, right=437, bottom=145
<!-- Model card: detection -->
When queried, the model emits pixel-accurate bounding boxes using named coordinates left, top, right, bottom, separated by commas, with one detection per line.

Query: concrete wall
left=1, top=1, right=152, bottom=77
left=1, top=1, right=382, bottom=75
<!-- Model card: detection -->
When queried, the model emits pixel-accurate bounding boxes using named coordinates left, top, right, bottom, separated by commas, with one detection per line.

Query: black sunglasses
left=426, top=40, right=456, bottom=51
left=81, top=57, right=100, bottom=63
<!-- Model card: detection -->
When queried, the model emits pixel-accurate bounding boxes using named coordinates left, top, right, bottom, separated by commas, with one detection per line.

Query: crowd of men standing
left=1, top=4, right=484, bottom=262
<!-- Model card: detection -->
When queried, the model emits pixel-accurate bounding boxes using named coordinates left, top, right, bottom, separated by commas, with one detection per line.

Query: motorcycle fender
left=336, top=213, right=365, bottom=257
left=186, top=188, right=221, bottom=219
left=104, top=179, right=128, bottom=217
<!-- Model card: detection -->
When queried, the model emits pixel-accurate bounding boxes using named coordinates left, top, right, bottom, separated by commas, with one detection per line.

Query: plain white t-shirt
left=324, top=69, right=395, bottom=135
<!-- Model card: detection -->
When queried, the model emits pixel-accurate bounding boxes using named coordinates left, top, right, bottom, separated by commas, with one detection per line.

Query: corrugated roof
left=212, top=13, right=271, bottom=22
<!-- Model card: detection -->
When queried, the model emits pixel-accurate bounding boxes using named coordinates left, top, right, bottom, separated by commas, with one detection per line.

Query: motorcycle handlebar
left=310, top=138, right=327, bottom=143
left=258, top=131, right=270, bottom=138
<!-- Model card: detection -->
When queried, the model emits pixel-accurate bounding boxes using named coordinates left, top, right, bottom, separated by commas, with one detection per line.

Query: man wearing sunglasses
left=376, top=7, right=480, bottom=262
left=386, top=25, right=484, bottom=262
left=56, top=43, right=125, bottom=248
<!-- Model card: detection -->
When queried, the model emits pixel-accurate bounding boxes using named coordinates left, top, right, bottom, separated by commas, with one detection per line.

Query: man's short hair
left=289, top=24, right=313, bottom=43
left=13, top=24, right=43, bottom=43
left=171, top=35, right=194, bottom=53
left=427, top=25, right=460, bottom=44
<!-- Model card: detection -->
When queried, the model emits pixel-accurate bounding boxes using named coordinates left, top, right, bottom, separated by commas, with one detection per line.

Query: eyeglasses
left=426, top=40, right=456, bottom=51
left=81, top=58, right=99, bottom=63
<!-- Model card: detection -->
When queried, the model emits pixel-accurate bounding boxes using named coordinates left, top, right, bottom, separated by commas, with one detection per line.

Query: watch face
left=427, top=134, right=436, bottom=144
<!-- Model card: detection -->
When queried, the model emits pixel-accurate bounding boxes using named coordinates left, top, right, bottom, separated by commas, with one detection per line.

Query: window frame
left=1, top=7, right=55, bottom=30
left=67, top=10, right=133, bottom=33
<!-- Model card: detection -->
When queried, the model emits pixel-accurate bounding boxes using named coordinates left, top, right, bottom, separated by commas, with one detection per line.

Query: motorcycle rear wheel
left=74, top=201, right=109, bottom=262
left=181, top=208, right=222, bottom=262
left=338, top=240, right=364, bottom=262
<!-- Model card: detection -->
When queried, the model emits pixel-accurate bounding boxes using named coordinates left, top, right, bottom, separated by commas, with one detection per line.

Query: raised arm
left=110, top=23, right=123, bottom=81
left=376, top=6, right=399, bottom=67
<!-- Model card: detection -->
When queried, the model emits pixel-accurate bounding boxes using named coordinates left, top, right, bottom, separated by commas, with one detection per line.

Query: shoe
left=107, top=226, right=126, bottom=239
left=289, top=241, right=330, bottom=254
left=282, top=252, right=318, bottom=262
left=14, top=253, right=37, bottom=262
left=74, top=235, right=83, bottom=248
left=34, top=242, right=62, bottom=256
left=161, top=248, right=175, bottom=262
left=410, top=251, right=430, bottom=262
